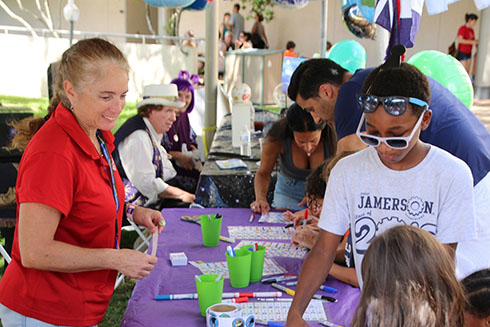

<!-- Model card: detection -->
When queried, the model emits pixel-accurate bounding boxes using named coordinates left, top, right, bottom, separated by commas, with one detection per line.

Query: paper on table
left=215, top=159, right=248, bottom=170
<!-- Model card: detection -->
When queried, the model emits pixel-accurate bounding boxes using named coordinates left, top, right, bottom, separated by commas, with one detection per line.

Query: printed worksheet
left=189, top=258, right=287, bottom=278
left=258, top=212, right=288, bottom=224
left=234, top=241, right=307, bottom=259
left=228, top=226, right=293, bottom=240
left=241, top=300, right=327, bottom=321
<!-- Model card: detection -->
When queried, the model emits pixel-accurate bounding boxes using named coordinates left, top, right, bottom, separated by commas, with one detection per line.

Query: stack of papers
left=215, top=159, right=248, bottom=170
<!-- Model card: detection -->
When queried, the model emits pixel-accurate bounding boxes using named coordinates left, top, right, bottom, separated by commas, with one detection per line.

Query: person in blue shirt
left=287, top=48, right=490, bottom=279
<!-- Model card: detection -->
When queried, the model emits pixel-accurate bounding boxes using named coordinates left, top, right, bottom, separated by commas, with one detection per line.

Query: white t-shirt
left=118, top=117, right=177, bottom=205
left=318, top=146, right=476, bottom=287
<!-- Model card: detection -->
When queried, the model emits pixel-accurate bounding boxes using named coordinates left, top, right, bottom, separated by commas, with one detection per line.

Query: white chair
left=1, top=243, right=11, bottom=264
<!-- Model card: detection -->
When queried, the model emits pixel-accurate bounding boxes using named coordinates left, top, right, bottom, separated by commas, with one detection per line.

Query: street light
left=63, top=0, right=80, bottom=46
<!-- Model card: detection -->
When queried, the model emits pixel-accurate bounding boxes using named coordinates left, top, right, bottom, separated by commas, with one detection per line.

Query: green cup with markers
left=195, top=274, right=224, bottom=317
left=240, top=243, right=266, bottom=282
left=200, top=213, right=222, bottom=247
left=226, top=246, right=252, bottom=288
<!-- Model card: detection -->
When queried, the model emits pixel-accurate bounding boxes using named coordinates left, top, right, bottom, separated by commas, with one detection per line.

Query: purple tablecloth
left=121, top=208, right=360, bottom=327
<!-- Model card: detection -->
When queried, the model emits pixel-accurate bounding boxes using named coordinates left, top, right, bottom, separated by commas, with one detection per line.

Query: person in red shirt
left=456, top=13, right=478, bottom=74
left=0, top=38, right=165, bottom=326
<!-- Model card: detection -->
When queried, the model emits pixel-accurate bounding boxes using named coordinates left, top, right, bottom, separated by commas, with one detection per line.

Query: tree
left=0, top=0, right=58, bottom=37
left=239, top=0, right=275, bottom=22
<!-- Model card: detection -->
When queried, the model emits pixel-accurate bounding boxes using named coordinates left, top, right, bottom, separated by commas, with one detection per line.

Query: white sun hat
left=136, top=84, right=185, bottom=109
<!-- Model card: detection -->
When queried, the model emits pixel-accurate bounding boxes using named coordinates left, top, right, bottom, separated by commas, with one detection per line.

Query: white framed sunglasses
left=356, top=109, right=428, bottom=150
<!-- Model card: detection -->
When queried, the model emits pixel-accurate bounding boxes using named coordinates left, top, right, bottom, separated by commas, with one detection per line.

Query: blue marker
left=319, top=285, right=338, bottom=293
left=255, top=320, right=285, bottom=327
left=227, top=246, right=236, bottom=257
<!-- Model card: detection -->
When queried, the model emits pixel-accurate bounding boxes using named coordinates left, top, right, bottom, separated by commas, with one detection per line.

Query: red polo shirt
left=0, top=104, right=124, bottom=326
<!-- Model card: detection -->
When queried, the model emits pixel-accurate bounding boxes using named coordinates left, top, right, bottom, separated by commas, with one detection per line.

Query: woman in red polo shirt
left=0, top=38, right=165, bottom=326
left=456, top=13, right=479, bottom=74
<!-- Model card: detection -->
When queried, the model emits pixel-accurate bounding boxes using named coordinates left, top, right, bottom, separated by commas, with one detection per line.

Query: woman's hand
left=133, top=206, right=165, bottom=234
left=115, top=249, right=158, bottom=280
left=250, top=199, right=270, bottom=215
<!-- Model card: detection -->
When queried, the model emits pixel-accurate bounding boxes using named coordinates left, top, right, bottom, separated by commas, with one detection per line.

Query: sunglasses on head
left=357, top=94, right=428, bottom=116
left=356, top=109, right=428, bottom=150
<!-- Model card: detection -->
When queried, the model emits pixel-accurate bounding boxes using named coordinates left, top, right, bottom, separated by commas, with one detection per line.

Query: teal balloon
left=408, top=50, right=473, bottom=109
left=327, top=40, right=366, bottom=73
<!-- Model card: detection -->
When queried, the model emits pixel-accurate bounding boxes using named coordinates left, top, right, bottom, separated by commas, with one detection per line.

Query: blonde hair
left=9, top=38, right=129, bottom=151
left=352, top=225, right=465, bottom=327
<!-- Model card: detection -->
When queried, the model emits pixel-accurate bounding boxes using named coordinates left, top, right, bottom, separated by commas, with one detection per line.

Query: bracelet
left=126, top=203, right=136, bottom=223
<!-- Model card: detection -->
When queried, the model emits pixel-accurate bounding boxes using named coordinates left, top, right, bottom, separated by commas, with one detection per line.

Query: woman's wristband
left=126, top=203, right=136, bottom=223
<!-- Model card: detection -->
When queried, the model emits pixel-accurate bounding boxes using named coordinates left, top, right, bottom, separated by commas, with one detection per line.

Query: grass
left=0, top=95, right=138, bottom=133
left=0, top=230, right=141, bottom=326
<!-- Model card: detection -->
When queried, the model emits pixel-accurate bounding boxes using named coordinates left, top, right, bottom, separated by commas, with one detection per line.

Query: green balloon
left=407, top=50, right=473, bottom=109
left=327, top=40, right=366, bottom=73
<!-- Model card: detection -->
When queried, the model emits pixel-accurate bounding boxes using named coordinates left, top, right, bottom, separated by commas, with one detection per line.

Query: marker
left=255, top=320, right=285, bottom=327
left=312, top=294, right=337, bottom=303
left=181, top=216, right=234, bottom=243
left=227, top=246, right=236, bottom=257
left=261, top=275, right=297, bottom=284
left=304, top=208, right=308, bottom=220
left=319, top=321, right=343, bottom=327
left=215, top=274, right=222, bottom=282
left=222, top=292, right=282, bottom=298
left=155, top=294, right=198, bottom=300
left=219, top=235, right=235, bottom=243
left=223, top=297, right=249, bottom=303
left=319, top=285, right=338, bottom=293
left=195, top=275, right=202, bottom=282
left=284, top=218, right=312, bottom=229
left=271, top=283, right=295, bottom=296
left=285, top=281, right=298, bottom=286
left=249, top=214, right=255, bottom=223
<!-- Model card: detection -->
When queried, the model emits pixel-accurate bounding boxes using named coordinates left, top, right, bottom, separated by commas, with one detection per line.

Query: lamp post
left=63, top=0, right=80, bottom=46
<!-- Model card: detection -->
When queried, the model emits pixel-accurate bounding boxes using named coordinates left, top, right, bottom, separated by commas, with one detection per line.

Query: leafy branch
left=239, top=0, right=275, bottom=22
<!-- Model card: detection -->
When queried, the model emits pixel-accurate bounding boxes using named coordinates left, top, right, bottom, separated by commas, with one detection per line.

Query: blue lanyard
left=96, top=131, right=120, bottom=249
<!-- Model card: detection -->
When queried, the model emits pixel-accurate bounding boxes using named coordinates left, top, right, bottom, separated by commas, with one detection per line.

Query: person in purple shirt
left=288, top=49, right=490, bottom=279
left=163, top=70, right=201, bottom=193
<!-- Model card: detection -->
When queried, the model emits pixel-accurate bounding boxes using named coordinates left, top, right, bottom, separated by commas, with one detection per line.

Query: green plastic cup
left=226, top=248, right=252, bottom=288
left=195, top=274, right=224, bottom=317
left=240, top=244, right=266, bottom=282
left=200, top=214, right=222, bottom=247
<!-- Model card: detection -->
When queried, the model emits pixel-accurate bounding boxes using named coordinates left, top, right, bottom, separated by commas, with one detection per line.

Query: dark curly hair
left=361, top=63, right=430, bottom=116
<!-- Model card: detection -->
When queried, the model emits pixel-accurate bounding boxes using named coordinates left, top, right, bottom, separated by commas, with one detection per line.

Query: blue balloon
left=144, top=0, right=196, bottom=8
left=327, top=40, right=366, bottom=73
left=184, top=0, right=207, bottom=10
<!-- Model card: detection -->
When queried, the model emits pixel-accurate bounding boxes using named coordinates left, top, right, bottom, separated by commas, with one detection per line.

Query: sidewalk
left=472, top=99, right=490, bottom=132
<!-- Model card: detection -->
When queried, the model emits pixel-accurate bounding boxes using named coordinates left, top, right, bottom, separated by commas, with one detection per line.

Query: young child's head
left=353, top=225, right=465, bottom=327
left=358, top=62, right=432, bottom=168
left=461, top=269, right=490, bottom=327
left=305, top=151, right=355, bottom=217
left=286, top=41, right=296, bottom=51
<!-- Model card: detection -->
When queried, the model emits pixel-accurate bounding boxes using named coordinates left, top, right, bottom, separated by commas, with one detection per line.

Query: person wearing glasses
left=288, top=46, right=490, bottom=280
left=286, top=61, right=476, bottom=327
left=0, top=39, right=164, bottom=326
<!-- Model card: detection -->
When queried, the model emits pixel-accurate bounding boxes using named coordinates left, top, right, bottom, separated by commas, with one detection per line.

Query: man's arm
left=286, top=230, right=341, bottom=326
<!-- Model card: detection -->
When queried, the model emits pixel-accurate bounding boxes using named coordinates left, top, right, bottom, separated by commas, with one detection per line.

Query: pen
left=285, top=281, right=297, bottom=286
left=319, top=320, right=343, bottom=327
left=180, top=216, right=234, bottom=243
left=271, top=283, right=295, bottom=296
left=227, top=246, right=236, bottom=257
left=256, top=298, right=293, bottom=302
left=284, top=218, right=312, bottom=229
left=261, top=275, right=297, bottom=284
left=255, top=320, right=285, bottom=327
left=249, top=214, right=255, bottom=223
left=155, top=294, right=198, bottom=300
left=219, top=235, right=235, bottom=243
left=222, top=291, right=282, bottom=298
left=319, top=285, right=338, bottom=293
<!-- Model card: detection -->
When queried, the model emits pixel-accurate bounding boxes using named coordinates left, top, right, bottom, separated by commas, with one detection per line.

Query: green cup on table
left=226, top=248, right=252, bottom=288
left=240, top=244, right=266, bottom=282
left=195, top=274, right=224, bottom=317
left=199, top=214, right=222, bottom=247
